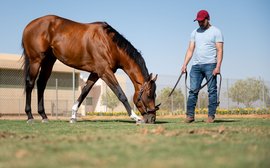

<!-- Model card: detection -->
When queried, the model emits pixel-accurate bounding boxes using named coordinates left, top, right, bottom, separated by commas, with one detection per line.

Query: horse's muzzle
left=143, top=103, right=161, bottom=124
left=143, top=113, right=156, bottom=124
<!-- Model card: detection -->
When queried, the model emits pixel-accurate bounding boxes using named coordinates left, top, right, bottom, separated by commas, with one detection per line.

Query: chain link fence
left=0, top=66, right=80, bottom=118
left=154, top=75, right=270, bottom=115
left=1, top=67, right=269, bottom=118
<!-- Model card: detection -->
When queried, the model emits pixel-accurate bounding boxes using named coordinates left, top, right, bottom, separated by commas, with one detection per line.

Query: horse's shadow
left=76, top=119, right=169, bottom=124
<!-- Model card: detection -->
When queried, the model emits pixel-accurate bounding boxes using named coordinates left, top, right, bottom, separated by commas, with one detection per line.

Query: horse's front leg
left=70, top=73, right=99, bottom=123
left=101, top=71, right=143, bottom=123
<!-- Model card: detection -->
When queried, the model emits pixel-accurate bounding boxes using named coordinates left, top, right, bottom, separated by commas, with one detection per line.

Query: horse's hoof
left=70, top=118, right=77, bottom=124
left=136, top=119, right=145, bottom=125
left=42, top=119, right=49, bottom=123
left=27, top=119, right=34, bottom=124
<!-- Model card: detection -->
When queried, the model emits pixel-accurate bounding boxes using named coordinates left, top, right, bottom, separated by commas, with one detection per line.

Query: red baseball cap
left=194, top=10, right=210, bottom=22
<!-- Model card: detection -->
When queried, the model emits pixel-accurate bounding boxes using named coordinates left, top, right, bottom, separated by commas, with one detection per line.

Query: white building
left=0, top=53, right=129, bottom=117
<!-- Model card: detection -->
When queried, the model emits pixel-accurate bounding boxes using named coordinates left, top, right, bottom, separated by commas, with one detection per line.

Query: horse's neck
left=122, top=63, right=148, bottom=92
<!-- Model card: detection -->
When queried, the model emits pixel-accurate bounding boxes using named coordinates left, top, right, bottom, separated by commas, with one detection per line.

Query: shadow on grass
left=77, top=119, right=169, bottom=124
left=76, top=118, right=240, bottom=124
left=214, top=119, right=240, bottom=123
left=193, top=119, right=240, bottom=123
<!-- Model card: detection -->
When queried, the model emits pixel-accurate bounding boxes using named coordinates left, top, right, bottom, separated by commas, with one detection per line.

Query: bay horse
left=22, top=15, right=159, bottom=124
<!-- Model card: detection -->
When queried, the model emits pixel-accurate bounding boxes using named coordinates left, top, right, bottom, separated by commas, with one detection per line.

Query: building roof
left=0, top=53, right=79, bottom=73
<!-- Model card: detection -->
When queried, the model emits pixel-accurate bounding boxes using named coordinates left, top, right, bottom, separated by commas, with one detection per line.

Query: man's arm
left=181, top=41, right=195, bottom=73
left=213, top=42, right=223, bottom=75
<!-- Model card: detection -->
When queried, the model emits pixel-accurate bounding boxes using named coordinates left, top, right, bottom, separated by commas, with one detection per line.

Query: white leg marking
left=130, top=110, right=142, bottom=121
left=71, top=101, right=79, bottom=119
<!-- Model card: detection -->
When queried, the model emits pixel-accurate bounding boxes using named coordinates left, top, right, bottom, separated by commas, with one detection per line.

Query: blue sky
left=0, top=0, right=270, bottom=81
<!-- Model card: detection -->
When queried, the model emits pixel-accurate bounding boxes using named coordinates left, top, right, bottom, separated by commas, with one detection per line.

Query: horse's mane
left=103, top=23, right=149, bottom=80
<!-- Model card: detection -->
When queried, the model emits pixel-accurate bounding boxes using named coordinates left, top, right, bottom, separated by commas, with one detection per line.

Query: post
left=66, top=100, right=68, bottom=116
left=72, top=69, right=75, bottom=104
left=184, top=85, right=187, bottom=114
left=262, top=78, right=265, bottom=108
left=198, top=93, right=200, bottom=109
left=227, top=78, right=230, bottom=110
left=171, top=95, right=174, bottom=113
left=56, top=78, right=58, bottom=119
left=51, top=101, right=53, bottom=117
left=105, top=84, right=108, bottom=113
left=18, top=99, right=21, bottom=116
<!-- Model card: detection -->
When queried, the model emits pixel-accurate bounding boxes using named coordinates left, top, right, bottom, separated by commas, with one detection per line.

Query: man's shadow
left=195, top=119, right=240, bottom=123
left=214, top=119, right=240, bottom=123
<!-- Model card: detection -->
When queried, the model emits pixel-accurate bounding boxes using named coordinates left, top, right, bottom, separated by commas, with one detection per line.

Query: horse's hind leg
left=37, top=54, right=56, bottom=122
left=70, top=73, right=99, bottom=123
left=25, top=62, right=41, bottom=123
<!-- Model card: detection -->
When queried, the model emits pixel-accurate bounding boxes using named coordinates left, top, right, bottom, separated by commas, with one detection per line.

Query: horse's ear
left=148, top=73, right=153, bottom=81
left=152, top=74, right=158, bottom=82
left=150, top=73, right=158, bottom=82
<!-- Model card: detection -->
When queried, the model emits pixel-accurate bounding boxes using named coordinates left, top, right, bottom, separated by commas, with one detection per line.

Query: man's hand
left=181, top=65, right=187, bottom=73
left=213, top=67, right=220, bottom=76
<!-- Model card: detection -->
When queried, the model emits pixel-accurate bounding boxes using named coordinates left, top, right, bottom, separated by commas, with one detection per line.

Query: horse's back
left=23, top=15, right=81, bottom=38
left=22, top=15, right=90, bottom=55
left=23, top=15, right=105, bottom=45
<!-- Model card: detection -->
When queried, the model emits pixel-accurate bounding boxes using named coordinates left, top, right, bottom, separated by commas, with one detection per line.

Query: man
left=181, top=10, right=224, bottom=123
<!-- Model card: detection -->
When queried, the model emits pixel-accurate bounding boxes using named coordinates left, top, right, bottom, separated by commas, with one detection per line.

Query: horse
left=22, top=15, right=160, bottom=124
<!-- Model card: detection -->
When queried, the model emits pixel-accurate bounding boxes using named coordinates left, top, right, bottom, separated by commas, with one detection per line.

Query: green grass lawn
left=0, top=117, right=269, bottom=168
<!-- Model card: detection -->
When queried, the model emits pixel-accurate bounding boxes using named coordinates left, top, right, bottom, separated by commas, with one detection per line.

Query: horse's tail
left=21, top=41, right=30, bottom=93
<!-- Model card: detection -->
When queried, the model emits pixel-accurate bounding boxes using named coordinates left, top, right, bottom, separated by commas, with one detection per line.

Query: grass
left=0, top=117, right=269, bottom=168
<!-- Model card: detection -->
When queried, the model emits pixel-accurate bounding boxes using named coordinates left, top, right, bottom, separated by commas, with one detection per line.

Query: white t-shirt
left=190, top=26, right=224, bottom=65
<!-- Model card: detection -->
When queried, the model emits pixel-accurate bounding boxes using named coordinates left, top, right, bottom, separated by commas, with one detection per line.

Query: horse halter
left=136, top=83, right=147, bottom=103
left=136, top=82, right=160, bottom=115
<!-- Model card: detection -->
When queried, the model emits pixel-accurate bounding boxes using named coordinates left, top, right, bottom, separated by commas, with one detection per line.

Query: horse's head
left=135, top=73, right=160, bottom=124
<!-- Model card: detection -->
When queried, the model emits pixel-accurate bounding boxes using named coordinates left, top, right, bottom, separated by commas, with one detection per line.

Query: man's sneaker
left=206, top=116, right=215, bottom=123
left=184, top=116, right=195, bottom=123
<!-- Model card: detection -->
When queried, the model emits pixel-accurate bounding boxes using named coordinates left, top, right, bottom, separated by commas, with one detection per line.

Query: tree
left=228, top=78, right=269, bottom=107
left=157, top=87, right=184, bottom=112
left=101, top=88, right=119, bottom=112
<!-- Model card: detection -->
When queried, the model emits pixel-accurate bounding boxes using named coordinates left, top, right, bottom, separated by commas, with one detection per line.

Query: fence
left=125, top=73, right=270, bottom=115
left=0, top=66, right=80, bottom=118
left=0, top=69, right=269, bottom=118
left=154, top=75, right=270, bottom=113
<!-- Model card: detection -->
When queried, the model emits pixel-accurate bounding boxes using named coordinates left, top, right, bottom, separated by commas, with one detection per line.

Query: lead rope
left=169, top=72, right=222, bottom=106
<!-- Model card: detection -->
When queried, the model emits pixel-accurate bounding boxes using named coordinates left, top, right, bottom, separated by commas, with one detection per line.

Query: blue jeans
left=186, top=63, right=217, bottom=118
